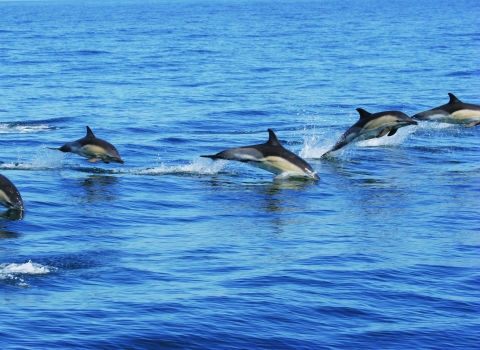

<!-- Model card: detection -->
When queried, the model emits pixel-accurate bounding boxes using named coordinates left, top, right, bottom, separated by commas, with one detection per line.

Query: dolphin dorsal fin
left=448, top=93, right=461, bottom=104
left=266, top=129, right=282, bottom=147
left=356, top=108, right=372, bottom=119
left=86, top=126, right=95, bottom=138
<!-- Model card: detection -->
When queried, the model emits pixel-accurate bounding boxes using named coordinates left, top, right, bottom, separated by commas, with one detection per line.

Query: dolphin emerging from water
left=50, top=126, right=124, bottom=164
left=322, top=108, right=418, bottom=156
left=412, top=93, right=480, bottom=127
left=201, top=129, right=319, bottom=180
left=0, top=174, right=24, bottom=210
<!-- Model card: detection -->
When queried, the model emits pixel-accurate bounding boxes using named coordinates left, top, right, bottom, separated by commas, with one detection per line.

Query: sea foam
left=0, top=260, right=55, bottom=287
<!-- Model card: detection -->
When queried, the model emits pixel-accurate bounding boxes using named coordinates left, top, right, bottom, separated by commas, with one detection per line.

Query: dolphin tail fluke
left=387, top=128, right=398, bottom=136
left=377, top=128, right=391, bottom=138
left=48, top=145, right=71, bottom=152
left=321, top=150, right=333, bottom=158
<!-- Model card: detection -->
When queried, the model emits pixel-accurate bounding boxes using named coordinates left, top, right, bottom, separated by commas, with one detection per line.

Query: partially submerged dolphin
left=0, top=174, right=24, bottom=210
left=323, top=108, right=418, bottom=156
left=201, top=129, right=319, bottom=180
left=50, top=126, right=124, bottom=164
left=412, top=93, right=480, bottom=127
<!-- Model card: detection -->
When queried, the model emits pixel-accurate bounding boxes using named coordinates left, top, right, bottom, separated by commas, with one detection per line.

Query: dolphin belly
left=417, top=110, right=480, bottom=126
left=80, top=144, right=108, bottom=158
left=251, top=156, right=306, bottom=175
left=451, top=109, right=480, bottom=121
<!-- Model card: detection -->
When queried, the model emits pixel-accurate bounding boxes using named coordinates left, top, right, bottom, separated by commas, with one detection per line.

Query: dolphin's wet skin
left=49, top=126, right=124, bottom=164
left=201, top=129, right=320, bottom=180
left=412, top=93, right=480, bottom=127
left=322, top=108, right=418, bottom=156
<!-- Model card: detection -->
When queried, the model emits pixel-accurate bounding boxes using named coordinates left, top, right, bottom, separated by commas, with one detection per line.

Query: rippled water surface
left=1, top=0, right=479, bottom=349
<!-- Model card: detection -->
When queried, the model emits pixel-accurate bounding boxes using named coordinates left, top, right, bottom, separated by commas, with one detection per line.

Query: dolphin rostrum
left=412, top=93, right=480, bottom=128
left=322, top=108, right=418, bottom=156
left=50, top=126, right=124, bottom=164
left=0, top=174, right=24, bottom=210
left=201, top=129, right=319, bottom=180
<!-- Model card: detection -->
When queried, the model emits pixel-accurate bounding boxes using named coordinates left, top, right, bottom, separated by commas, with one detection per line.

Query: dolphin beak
left=307, top=170, right=320, bottom=181
left=410, top=120, right=419, bottom=125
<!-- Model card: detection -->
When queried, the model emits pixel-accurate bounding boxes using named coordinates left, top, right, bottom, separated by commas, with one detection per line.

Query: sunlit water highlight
left=1, top=0, right=479, bottom=349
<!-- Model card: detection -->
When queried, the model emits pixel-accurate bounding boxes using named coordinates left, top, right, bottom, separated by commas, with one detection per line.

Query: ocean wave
left=0, top=123, right=53, bottom=134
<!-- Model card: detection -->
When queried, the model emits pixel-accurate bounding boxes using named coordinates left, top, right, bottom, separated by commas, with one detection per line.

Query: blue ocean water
left=1, top=0, right=479, bottom=348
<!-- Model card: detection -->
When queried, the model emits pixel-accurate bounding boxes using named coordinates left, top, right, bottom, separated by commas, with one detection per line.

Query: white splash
left=0, top=260, right=55, bottom=287
left=299, top=130, right=344, bottom=159
left=134, top=157, right=227, bottom=175
left=0, top=146, right=66, bottom=170
left=0, top=124, right=52, bottom=134
left=274, top=171, right=317, bottom=181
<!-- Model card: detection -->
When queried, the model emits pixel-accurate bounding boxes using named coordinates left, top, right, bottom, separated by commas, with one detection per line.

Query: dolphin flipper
left=87, top=158, right=102, bottom=163
left=387, top=129, right=398, bottom=136
left=377, top=128, right=391, bottom=138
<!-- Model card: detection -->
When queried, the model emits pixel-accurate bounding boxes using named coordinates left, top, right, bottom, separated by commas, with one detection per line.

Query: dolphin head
left=102, top=151, right=125, bottom=164
left=393, top=112, right=418, bottom=126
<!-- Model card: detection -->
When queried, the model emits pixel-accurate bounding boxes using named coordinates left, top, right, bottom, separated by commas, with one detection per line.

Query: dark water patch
left=251, top=67, right=283, bottom=73
left=0, top=209, right=24, bottom=222
left=0, top=229, right=22, bottom=240
left=185, top=49, right=217, bottom=55
left=177, top=81, right=219, bottom=88
left=207, top=110, right=272, bottom=118
left=70, top=167, right=123, bottom=175
left=37, top=249, right=118, bottom=271
left=162, top=137, right=190, bottom=144
left=445, top=70, right=480, bottom=77
left=75, top=50, right=110, bottom=56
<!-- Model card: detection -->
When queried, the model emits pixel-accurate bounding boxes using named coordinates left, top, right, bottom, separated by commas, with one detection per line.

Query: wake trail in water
left=134, top=158, right=227, bottom=176
left=0, top=146, right=67, bottom=170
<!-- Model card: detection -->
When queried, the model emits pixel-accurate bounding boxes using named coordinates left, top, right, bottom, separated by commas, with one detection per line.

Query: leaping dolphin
left=201, top=129, right=319, bottom=180
left=0, top=174, right=24, bottom=210
left=322, top=108, right=418, bottom=156
left=412, top=93, right=480, bottom=127
left=50, top=126, right=124, bottom=164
